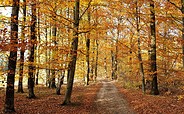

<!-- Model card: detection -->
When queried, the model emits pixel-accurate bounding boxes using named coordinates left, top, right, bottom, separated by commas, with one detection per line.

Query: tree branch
left=167, top=0, right=181, bottom=11
left=79, top=0, right=92, bottom=20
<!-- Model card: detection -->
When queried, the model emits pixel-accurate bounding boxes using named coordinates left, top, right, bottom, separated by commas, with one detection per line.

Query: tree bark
left=17, top=0, right=26, bottom=93
left=56, top=71, right=65, bottom=95
left=86, top=9, right=90, bottom=85
left=28, top=1, right=37, bottom=98
left=150, top=0, right=159, bottom=95
left=136, top=0, right=145, bottom=94
left=111, top=48, right=115, bottom=80
left=62, top=0, right=80, bottom=105
left=35, top=7, right=41, bottom=85
left=45, top=17, right=49, bottom=87
left=4, top=0, right=20, bottom=112
left=50, top=70, right=56, bottom=88
left=94, top=39, right=98, bottom=81
left=181, top=0, right=184, bottom=68
left=50, top=22, right=57, bottom=88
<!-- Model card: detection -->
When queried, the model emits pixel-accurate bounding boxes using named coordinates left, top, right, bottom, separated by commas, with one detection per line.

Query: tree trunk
left=150, top=0, right=159, bottom=95
left=86, top=9, right=90, bottom=85
left=50, top=70, right=56, bottom=88
left=17, top=0, right=26, bottom=93
left=62, top=0, right=80, bottom=105
left=56, top=71, right=65, bottom=95
left=111, top=48, right=115, bottom=80
left=114, top=34, right=118, bottom=80
left=4, top=0, right=20, bottom=113
left=35, top=7, right=41, bottom=85
left=48, top=22, right=52, bottom=87
left=136, top=0, right=145, bottom=94
left=104, top=57, right=108, bottom=78
left=90, top=39, right=95, bottom=80
left=45, top=17, right=49, bottom=86
left=181, top=0, right=184, bottom=68
left=50, top=16, right=57, bottom=88
left=94, top=39, right=98, bottom=81
left=28, top=1, right=37, bottom=98
left=17, top=50, right=25, bottom=93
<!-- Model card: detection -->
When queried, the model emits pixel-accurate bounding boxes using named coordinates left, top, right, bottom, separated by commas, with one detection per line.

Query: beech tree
left=150, top=0, right=159, bottom=95
left=135, top=0, right=145, bottom=93
left=4, top=0, right=20, bottom=112
left=17, top=0, right=26, bottom=93
left=181, top=0, right=184, bottom=68
left=85, top=9, right=90, bottom=85
left=62, top=0, right=80, bottom=105
left=28, top=0, right=37, bottom=98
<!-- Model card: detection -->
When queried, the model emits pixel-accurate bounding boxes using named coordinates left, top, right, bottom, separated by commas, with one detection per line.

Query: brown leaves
left=0, top=83, right=101, bottom=114
left=116, top=83, right=184, bottom=114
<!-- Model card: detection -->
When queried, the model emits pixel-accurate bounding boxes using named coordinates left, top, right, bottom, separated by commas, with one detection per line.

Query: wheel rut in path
left=95, top=81, right=135, bottom=114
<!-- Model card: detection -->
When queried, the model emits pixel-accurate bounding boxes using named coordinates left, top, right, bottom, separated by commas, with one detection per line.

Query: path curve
left=95, top=81, right=135, bottom=114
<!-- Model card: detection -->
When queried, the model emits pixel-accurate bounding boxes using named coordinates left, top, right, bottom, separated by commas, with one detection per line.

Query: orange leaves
left=0, top=0, right=12, bottom=6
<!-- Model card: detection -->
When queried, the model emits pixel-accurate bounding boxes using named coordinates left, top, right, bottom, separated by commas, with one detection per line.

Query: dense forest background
left=0, top=0, right=184, bottom=113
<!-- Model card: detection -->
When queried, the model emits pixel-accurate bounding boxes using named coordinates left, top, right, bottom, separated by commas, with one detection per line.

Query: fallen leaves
left=0, top=83, right=101, bottom=114
left=115, top=82, right=184, bottom=114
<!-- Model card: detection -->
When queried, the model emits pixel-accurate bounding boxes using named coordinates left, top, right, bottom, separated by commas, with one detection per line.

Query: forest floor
left=0, top=80, right=184, bottom=114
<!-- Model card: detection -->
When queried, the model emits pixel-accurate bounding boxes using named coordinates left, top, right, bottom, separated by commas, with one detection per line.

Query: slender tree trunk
left=163, top=14, right=168, bottom=76
left=50, top=70, right=56, bottom=88
left=136, top=0, right=145, bottom=94
left=94, top=39, right=98, bottom=81
left=114, top=29, right=118, bottom=80
left=4, top=0, right=20, bottom=112
left=150, top=0, right=159, bottom=95
left=48, top=23, right=52, bottom=87
left=181, top=0, right=184, bottom=68
left=111, top=47, right=115, bottom=80
left=114, top=25, right=119, bottom=80
left=86, top=9, right=90, bottom=85
left=28, top=1, right=37, bottom=98
left=17, top=50, right=25, bottom=93
left=56, top=71, right=65, bottom=95
left=50, top=21, right=57, bottom=88
left=90, top=39, right=95, bottom=80
left=62, top=0, right=80, bottom=105
left=35, top=7, right=41, bottom=85
left=111, top=34, right=117, bottom=80
left=104, top=57, right=108, bottom=78
left=17, top=0, right=26, bottom=93
left=45, top=18, right=49, bottom=86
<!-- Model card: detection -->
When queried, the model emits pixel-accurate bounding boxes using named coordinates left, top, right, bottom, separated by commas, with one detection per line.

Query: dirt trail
left=95, top=81, right=135, bottom=114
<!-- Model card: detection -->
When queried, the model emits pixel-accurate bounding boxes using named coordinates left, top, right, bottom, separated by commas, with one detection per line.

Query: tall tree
left=94, top=39, right=98, bottom=81
left=150, top=0, right=159, bottom=95
left=50, top=21, right=57, bottom=88
left=62, top=0, right=80, bottom=105
left=181, top=0, right=184, bottom=68
left=85, top=8, right=90, bottom=85
left=28, top=0, right=37, bottom=98
left=136, top=0, right=145, bottom=93
left=35, top=4, right=41, bottom=85
left=44, top=16, right=49, bottom=86
left=4, top=0, right=20, bottom=112
left=17, top=0, right=26, bottom=93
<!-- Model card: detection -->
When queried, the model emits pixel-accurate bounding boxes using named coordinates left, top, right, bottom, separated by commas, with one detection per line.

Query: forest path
left=95, top=80, right=135, bottom=114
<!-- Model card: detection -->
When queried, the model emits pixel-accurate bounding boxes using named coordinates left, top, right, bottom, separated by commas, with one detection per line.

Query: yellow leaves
left=0, top=0, right=12, bottom=6
left=177, top=95, right=184, bottom=100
